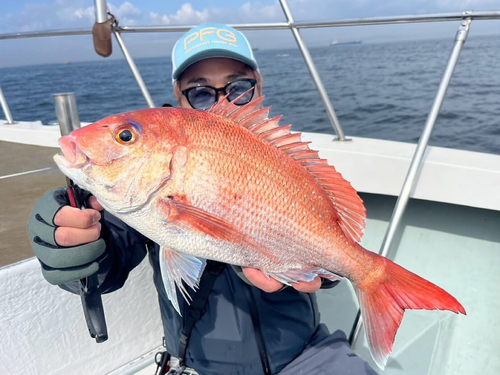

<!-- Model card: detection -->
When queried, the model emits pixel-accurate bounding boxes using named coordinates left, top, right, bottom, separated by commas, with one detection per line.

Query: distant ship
left=252, top=47, right=259, bottom=52
left=331, top=40, right=362, bottom=46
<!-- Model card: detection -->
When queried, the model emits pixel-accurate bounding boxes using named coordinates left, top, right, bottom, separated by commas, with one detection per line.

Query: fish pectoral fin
left=269, top=268, right=344, bottom=285
left=160, top=199, right=277, bottom=262
left=159, top=247, right=206, bottom=316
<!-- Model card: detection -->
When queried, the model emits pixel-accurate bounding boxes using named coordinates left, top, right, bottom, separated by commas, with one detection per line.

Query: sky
left=0, top=0, right=498, bottom=67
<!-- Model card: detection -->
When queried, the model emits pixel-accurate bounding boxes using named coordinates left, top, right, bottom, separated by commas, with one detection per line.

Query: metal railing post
left=106, top=21, right=154, bottom=109
left=94, top=0, right=108, bottom=24
left=112, top=23, right=156, bottom=109
left=349, top=18, right=472, bottom=350
left=53, top=92, right=109, bottom=343
left=0, top=87, right=15, bottom=124
left=53, top=93, right=81, bottom=134
left=93, top=0, right=155, bottom=108
left=278, top=0, right=347, bottom=141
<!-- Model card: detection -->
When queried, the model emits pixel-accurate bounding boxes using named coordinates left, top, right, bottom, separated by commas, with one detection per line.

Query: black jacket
left=65, top=211, right=334, bottom=375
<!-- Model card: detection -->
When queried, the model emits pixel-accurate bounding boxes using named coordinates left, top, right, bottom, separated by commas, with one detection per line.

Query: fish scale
left=180, top=134, right=335, bottom=269
left=54, top=96, right=465, bottom=369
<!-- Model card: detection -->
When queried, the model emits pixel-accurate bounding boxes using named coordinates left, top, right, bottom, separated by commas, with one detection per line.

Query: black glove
left=27, top=187, right=106, bottom=285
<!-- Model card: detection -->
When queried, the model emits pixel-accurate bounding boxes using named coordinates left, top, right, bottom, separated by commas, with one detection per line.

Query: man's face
left=174, top=57, right=262, bottom=109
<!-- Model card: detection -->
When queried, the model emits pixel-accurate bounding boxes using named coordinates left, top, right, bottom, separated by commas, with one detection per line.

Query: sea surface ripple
left=1, top=35, right=498, bottom=154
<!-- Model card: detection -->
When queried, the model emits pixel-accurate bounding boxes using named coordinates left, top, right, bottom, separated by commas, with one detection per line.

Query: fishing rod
left=54, top=93, right=108, bottom=343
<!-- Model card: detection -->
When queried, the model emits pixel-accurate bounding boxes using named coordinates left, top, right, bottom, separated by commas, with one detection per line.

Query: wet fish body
left=54, top=98, right=465, bottom=369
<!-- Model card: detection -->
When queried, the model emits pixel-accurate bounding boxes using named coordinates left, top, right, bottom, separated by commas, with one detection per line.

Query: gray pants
left=279, top=328, right=378, bottom=375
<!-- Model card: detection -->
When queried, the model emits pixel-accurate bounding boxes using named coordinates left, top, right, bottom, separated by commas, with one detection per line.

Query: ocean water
left=0, top=34, right=498, bottom=154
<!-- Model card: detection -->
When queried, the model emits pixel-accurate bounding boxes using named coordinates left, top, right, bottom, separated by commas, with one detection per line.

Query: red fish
left=54, top=97, right=465, bottom=369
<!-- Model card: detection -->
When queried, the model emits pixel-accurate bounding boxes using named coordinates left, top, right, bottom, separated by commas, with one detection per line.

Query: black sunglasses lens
left=187, top=87, right=217, bottom=110
left=227, top=80, right=255, bottom=105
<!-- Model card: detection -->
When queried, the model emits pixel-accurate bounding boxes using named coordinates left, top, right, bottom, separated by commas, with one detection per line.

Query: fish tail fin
left=354, top=248, right=466, bottom=369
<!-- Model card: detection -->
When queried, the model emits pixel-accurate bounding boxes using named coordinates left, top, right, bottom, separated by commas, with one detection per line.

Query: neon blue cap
left=172, top=22, right=258, bottom=81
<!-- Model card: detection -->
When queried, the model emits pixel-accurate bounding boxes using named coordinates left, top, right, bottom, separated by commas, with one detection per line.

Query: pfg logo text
left=184, top=27, right=237, bottom=50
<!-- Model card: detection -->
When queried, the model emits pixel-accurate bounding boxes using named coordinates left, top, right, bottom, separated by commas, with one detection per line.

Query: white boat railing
left=1, top=0, right=499, bottom=371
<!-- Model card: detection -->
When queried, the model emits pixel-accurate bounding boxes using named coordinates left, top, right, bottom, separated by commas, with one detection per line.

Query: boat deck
left=1, top=123, right=499, bottom=374
left=0, top=140, right=62, bottom=266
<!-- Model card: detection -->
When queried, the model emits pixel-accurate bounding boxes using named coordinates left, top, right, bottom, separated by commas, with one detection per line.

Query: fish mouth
left=54, top=136, right=89, bottom=169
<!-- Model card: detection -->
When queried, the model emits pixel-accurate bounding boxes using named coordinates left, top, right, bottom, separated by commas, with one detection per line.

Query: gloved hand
left=27, top=187, right=106, bottom=285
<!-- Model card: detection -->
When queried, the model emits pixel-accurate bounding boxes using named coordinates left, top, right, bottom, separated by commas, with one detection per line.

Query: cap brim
left=173, top=49, right=258, bottom=80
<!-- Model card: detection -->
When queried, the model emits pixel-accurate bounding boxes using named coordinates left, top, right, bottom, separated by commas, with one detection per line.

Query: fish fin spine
left=208, top=95, right=367, bottom=243
left=355, top=249, right=466, bottom=369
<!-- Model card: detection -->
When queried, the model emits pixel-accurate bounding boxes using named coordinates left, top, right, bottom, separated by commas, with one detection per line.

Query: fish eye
left=115, top=128, right=136, bottom=144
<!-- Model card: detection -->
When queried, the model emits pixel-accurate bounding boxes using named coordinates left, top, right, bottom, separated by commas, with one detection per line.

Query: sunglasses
left=181, top=78, right=257, bottom=110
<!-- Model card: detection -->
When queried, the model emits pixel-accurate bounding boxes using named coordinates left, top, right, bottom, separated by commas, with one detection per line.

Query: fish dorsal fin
left=208, top=95, right=366, bottom=243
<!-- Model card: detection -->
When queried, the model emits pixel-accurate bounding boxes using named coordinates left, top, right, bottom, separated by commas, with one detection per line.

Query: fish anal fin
left=159, top=247, right=206, bottom=315
left=269, top=268, right=343, bottom=285
left=159, top=198, right=276, bottom=262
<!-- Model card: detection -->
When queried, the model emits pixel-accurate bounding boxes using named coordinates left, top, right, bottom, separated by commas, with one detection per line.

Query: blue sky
left=0, top=0, right=498, bottom=67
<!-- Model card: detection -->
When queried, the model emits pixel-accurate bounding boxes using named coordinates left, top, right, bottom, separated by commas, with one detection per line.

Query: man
left=28, top=23, right=376, bottom=375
